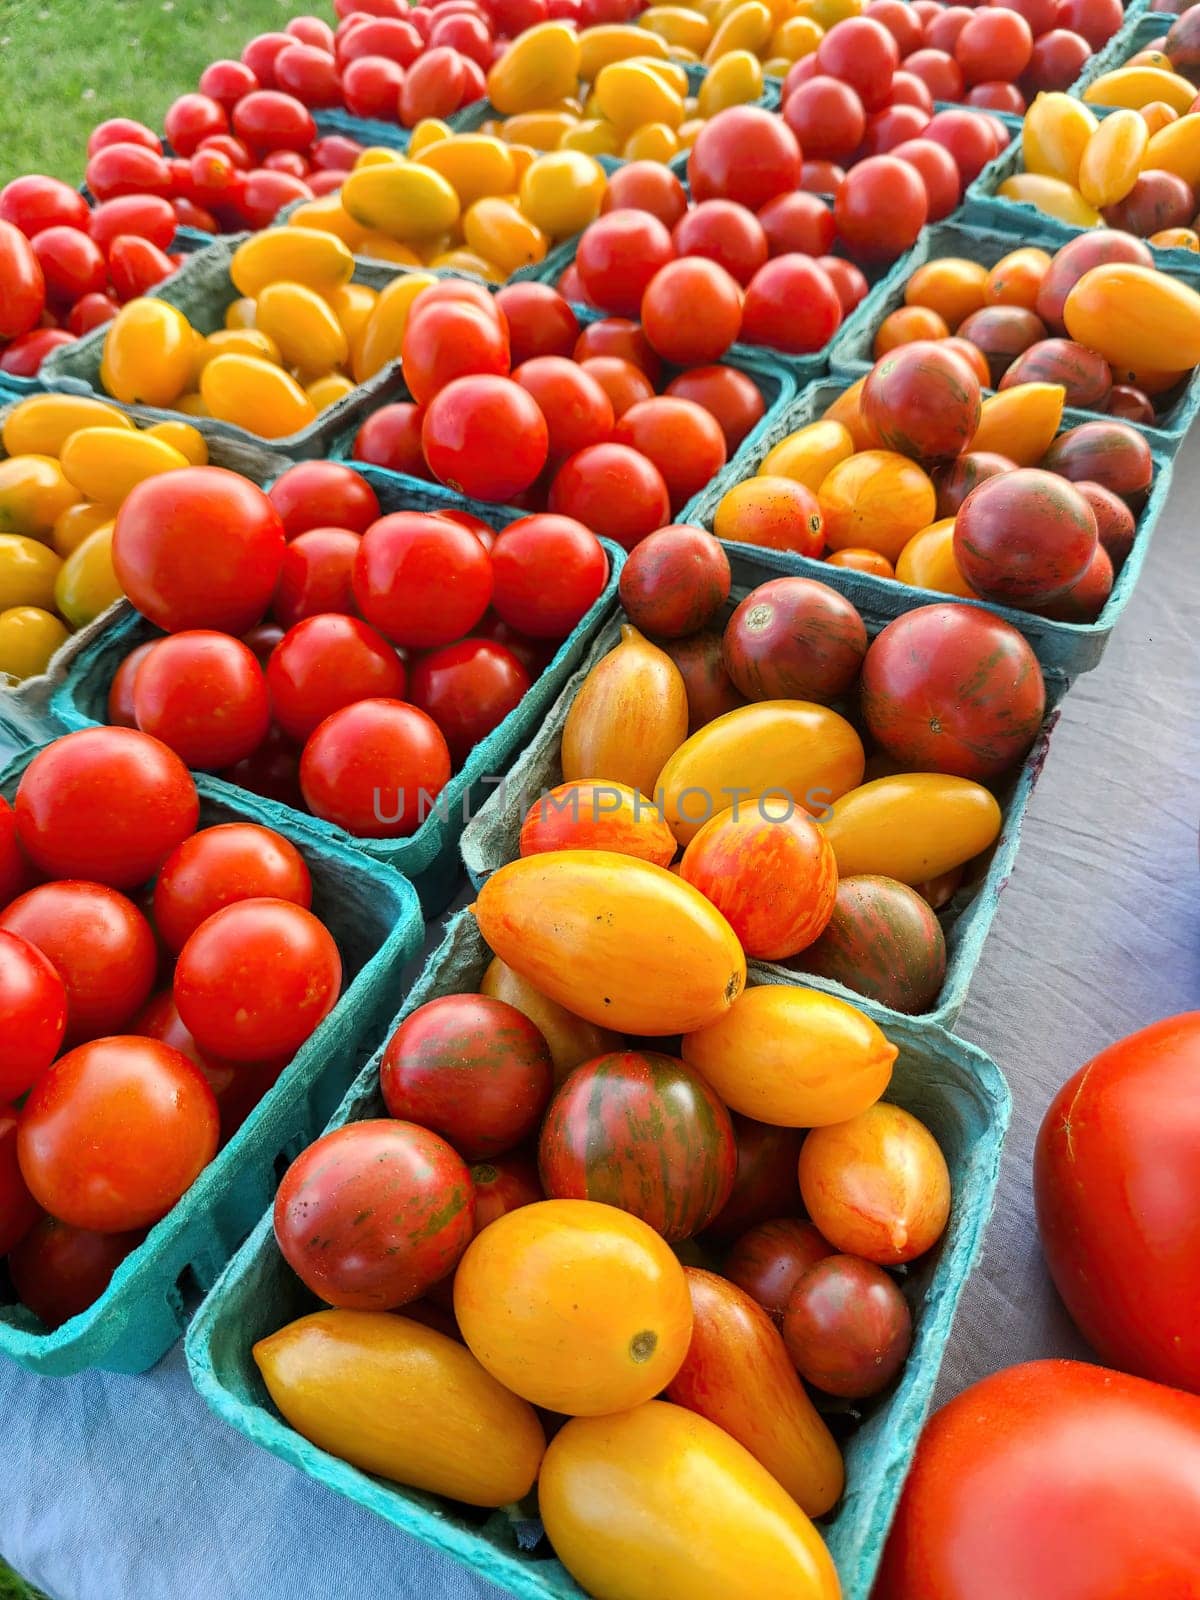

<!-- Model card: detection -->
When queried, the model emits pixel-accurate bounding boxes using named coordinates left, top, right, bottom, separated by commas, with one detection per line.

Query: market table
left=1, top=440, right=1197, bottom=1600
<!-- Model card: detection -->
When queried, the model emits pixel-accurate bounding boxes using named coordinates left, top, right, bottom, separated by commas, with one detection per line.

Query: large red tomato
left=152, top=823, right=312, bottom=955
left=860, top=602, right=1046, bottom=780
left=0, top=1109, right=40, bottom=1256
left=834, top=155, right=928, bottom=262
left=641, top=257, right=743, bottom=367
left=489, top=514, right=609, bottom=639
left=14, top=727, right=198, bottom=889
left=299, top=698, right=452, bottom=837
left=875, top=1360, right=1200, bottom=1599
left=132, top=632, right=271, bottom=771
left=113, top=468, right=286, bottom=635
left=18, top=1037, right=219, bottom=1231
left=353, top=512, right=494, bottom=647
left=273, top=1119, right=476, bottom=1308
left=1035, top=1014, right=1200, bottom=1394
left=380, top=994, right=554, bottom=1160
left=421, top=375, right=549, bottom=503
left=0, top=929, right=67, bottom=1101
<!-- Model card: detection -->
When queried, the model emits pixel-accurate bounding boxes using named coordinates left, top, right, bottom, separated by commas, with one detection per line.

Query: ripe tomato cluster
left=0, top=726, right=344, bottom=1329
left=103, top=459, right=608, bottom=836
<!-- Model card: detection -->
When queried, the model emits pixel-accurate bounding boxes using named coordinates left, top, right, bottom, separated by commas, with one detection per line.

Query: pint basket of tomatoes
left=185, top=907, right=1009, bottom=1600
left=0, top=731, right=423, bottom=1377
left=459, top=542, right=1061, bottom=1032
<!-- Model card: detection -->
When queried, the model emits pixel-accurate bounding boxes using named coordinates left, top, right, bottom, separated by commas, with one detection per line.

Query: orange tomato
left=480, top=957, right=622, bottom=1084
left=1144, top=110, right=1200, bottom=185
left=453, top=1199, right=694, bottom=1414
left=560, top=625, right=688, bottom=802
left=903, top=258, right=989, bottom=331
left=818, top=450, right=937, bottom=562
left=1065, top=262, right=1200, bottom=373
left=1023, top=91, right=1097, bottom=186
left=798, top=1101, right=952, bottom=1266
left=1078, top=109, right=1148, bottom=208
left=822, top=376, right=880, bottom=451
left=826, top=547, right=895, bottom=578
left=0, top=455, right=81, bottom=539
left=873, top=304, right=949, bottom=358
left=712, top=476, right=825, bottom=555
left=1140, top=100, right=1179, bottom=137
left=519, top=779, right=677, bottom=866
left=970, top=382, right=1065, bottom=464
left=759, top=419, right=854, bottom=494
left=996, top=173, right=1102, bottom=227
left=1149, top=226, right=1200, bottom=250
left=984, top=246, right=1053, bottom=310
left=895, top=518, right=980, bottom=598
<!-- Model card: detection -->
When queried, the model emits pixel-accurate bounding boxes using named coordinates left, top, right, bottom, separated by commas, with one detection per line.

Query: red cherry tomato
left=643, top=257, right=743, bottom=366
left=866, top=0, right=925, bottom=54
left=353, top=512, right=494, bottom=647
left=108, top=235, right=177, bottom=301
left=199, top=59, right=260, bottom=110
left=91, top=191, right=176, bottom=250
left=741, top=254, right=843, bottom=353
left=671, top=200, right=767, bottom=287
left=299, top=698, right=452, bottom=837
left=219, top=726, right=304, bottom=811
left=18, top=1036, right=219, bottom=1231
left=310, top=135, right=366, bottom=173
left=1055, top=0, right=1121, bottom=50
left=799, top=160, right=846, bottom=194
left=0, top=175, right=90, bottom=238
left=817, top=255, right=871, bottom=314
left=573, top=316, right=662, bottom=383
left=421, top=375, right=549, bottom=502
left=688, top=106, right=802, bottom=211
left=66, top=293, right=120, bottom=337
left=9, top=1216, right=146, bottom=1329
left=342, top=55, right=406, bottom=118
left=114, top=468, right=286, bottom=635
left=337, top=16, right=424, bottom=64
left=0, top=882, right=157, bottom=1044
left=903, top=47, right=965, bottom=101
left=0, top=328, right=72, bottom=377
left=238, top=169, right=313, bottom=229
left=0, top=797, right=32, bottom=911
left=131, top=632, right=270, bottom=771
left=409, top=278, right=501, bottom=321
left=0, top=1111, right=41, bottom=1257
left=557, top=262, right=591, bottom=304
left=409, top=639, right=531, bottom=765
left=922, top=107, right=999, bottom=184
left=174, top=898, right=340, bottom=1063
left=956, top=8, right=1033, bottom=85
left=267, top=614, right=407, bottom=743
left=164, top=93, right=229, bottom=156
left=86, top=118, right=162, bottom=160
left=272, top=528, right=361, bottom=628
left=1025, top=28, right=1091, bottom=92
left=664, top=365, right=765, bottom=453
left=399, top=47, right=470, bottom=125
left=86, top=143, right=173, bottom=202
left=134, top=991, right=286, bottom=1141
left=241, top=31, right=294, bottom=87
left=835, top=154, right=929, bottom=261
left=269, top=461, right=381, bottom=539
left=890, top=71, right=935, bottom=114
left=0, top=220, right=45, bottom=341
left=152, top=823, right=312, bottom=957
left=494, top=282, right=579, bottom=365
left=232, top=90, right=317, bottom=152
left=512, top=355, right=615, bottom=463
left=783, top=77, right=867, bottom=162
left=401, top=299, right=510, bottom=404
left=816, top=16, right=899, bottom=109
left=29, top=227, right=105, bottom=308
left=195, top=133, right=254, bottom=170
left=548, top=442, right=671, bottom=551
left=600, top=161, right=689, bottom=227
left=925, top=5, right=972, bottom=52
left=861, top=103, right=932, bottom=157
left=890, top=137, right=963, bottom=222
left=757, top=192, right=836, bottom=258
left=262, top=149, right=310, bottom=179
left=575, top=208, right=676, bottom=318
left=490, top=513, right=609, bottom=638
left=579, top=355, right=655, bottom=418
left=612, top=396, right=727, bottom=514
left=350, top=403, right=427, bottom=477
left=275, top=42, right=343, bottom=108
left=0, top=929, right=67, bottom=1102
left=15, top=727, right=197, bottom=889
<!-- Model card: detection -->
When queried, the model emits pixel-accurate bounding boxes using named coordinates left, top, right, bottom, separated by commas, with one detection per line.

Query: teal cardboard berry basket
left=48, top=463, right=624, bottom=915
left=684, top=377, right=1175, bottom=678
left=185, top=909, right=1011, bottom=1600
left=312, top=105, right=411, bottom=152
left=0, top=748, right=424, bottom=1377
left=826, top=217, right=1200, bottom=448
left=458, top=554, right=1062, bottom=1034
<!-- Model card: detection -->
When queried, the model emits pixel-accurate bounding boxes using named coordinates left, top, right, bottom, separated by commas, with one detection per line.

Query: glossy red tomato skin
left=0, top=882, right=157, bottom=1045
left=664, top=366, right=765, bottom=454
left=575, top=209, right=676, bottom=318
left=1025, top=28, right=1091, bottom=92
left=133, top=990, right=288, bottom=1140
left=8, top=1216, right=146, bottom=1328
left=861, top=603, right=1046, bottom=780
left=599, top=161, right=688, bottom=227
left=573, top=317, right=662, bottom=383
left=199, top=58, right=260, bottom=109
left=741, top=255, right=843, bottom=355
left=0, top=219, right=46, bottom=341
left=835, top=155, right=929, bottom=262
left=756, top=193, right=836, bottom=260
left=816, top=16, right=899, bottom=109
left=0, top=796, right=33, bottom=910
left=0, top=175, right=90, bottom=238
left=408, top=639, right=531, bottom=766
left=548, top=442, right=672, bottom=552
left=274, top=1120, right=475, bottom=1310
left=108, top=236, right=177, bottom=301
left=18, top=1037, right=219, bottom=1232
left=87, top=118, right=161, bottom=159
left=489, top=513, right=608, bottom=638
left=232, top=89, right=316, bottom=152
left=353, top=512, right=494, bottom=647
left=275, top=42, right=343, bottom=107
left=781, top=1253, right=912, bottom=1398
left=402, top=300, right=510, bottom=406
left=512, top=356, right=615, bottom=464
left=267, top=614, right=406, bottom=744
left=0, top=328, right=72, bottom=376
left=688, top=106, right=803, bottom=212
left=890, top=138, right=962, bottom=222
left=860, top=103, right=931, bottom=158
left=876, top=1360, right=1200, bottom=1600
left=399, top=47, right=470, bottom=125
left=956, top=8, right=1033, bottom=84
left=922, top=108, right=998, bottom=186
left=783, top=76, right=866, bottom=162
left=350, top=404, right=427, bottom=478
left=114, top=468, right=286, bottom=635
left=723, top=1216, right=834, bottom=1322
left=341, top=54, right=405, bottom=119
left=272, top=527, right=361, bottom=628
left=421, top=375, right=549, bottom=503
left=31, top=227, right=107, bottom=306
left=337, top=17, right=422, bottom=65
left=132, top=632, right=270, bottom=771
left=381, top=994, right=554, bottom=1161
left=0, top=1110, right=41, bottom=1256
left=0, top=929, right=67, bottom=1102
left=86, top=143, right=173, bottom=202
left=164, top=93, right=229, bottom=156
left=818, top=256, right=870, bottom=315
left=268, top=461, right=381, bottom=539
left=493, top=283, right=579, bottom=366
left=67, top=293, right=121, bottom=336
left=299, top=698, right=452, bottom=837
left=612, top=396, right=728, bottom=515
left=15, top=727, right=198, bottom=890
left=671, top=200, right=767, bottom=288
left=153, top=823, right=312, bottom=956
left=241, top=30, right=293, bottom=86
left=641, top=257, right=743, bottom=367
left=1035, top=1015, right=1200, bottom=1393
left=174, top=897, right=341, bottom=1063
left=576, top=355, right=652, bottom=421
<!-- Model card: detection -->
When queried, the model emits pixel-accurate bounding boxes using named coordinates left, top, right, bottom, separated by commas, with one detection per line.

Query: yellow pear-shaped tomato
left=405, top=119, right=453, bottom=156
left=200, top=354, right=317, bottom=440
left=519, top=150, right=607, bottom=237
left=895, top=518, right=980, bottom=598
left=1143, top=112, right=1200, bottom=186
left=818, top=450, right=937, bottom=562
left=639, top=6, right=713, bottom=53
left=540, top=1401, right=842, bottom=1600
left=454, top=1200, right=694, bottom=1415
left=480, top=957, right=623, bottom=1084
left=1064, top=262, right=1200, bottom=371
left=970, top=382, right=1065, bottom=464
left=176, top=394, right=210, bottom=417
left=224, top=296, right=257, bottom=330
left=254, top=1310, right=545, bottom=1506
left=428, top=247, right=506, bottom=280
left=997, top=173, right=1102, bottom=227
left=594, top=59, right=685, bottom=133
left=0, top=606, right=69, bottom=680
left=472, top=851, right=746, bottom=1035
left=2, top=394, right=132, bottom=458
left=488, top=22, right=581, bottom=116
left=1023, top=92, right=1098, bottom=185
left=255, top=281, right=349, bottom=376
left=683, top=982, right=896, bottom=1126
left=500, top=110, right=580, bottom=149
left=0, top=534, right=62, bottom=610
left=562, top=624, right=689, bottom=801
left=0, top=454, right=81, bottom=538
left=101, top=299, right=195, bottom=406
left=705, top=0, right=774, bottom=61
left=230, top=227, right=354, bottom=297
left=144, top=420, right=208, bottom=465
left=697, top=49, right=763, bottom=115
left=561, top=117, right=623, bottom=156
left=326, top=283, right=379, bottom=349
left=622, top=122, right=680, bottom=161
left=822, top=773, right=1003, bottom=882
left=415, top=134, right=516, bottom=206
left=352, top=272, right=438, bottom=382
left=761, top=419, right=854, bottom=493
left=50, top=500, right=111, bottom=558
left=53, top=523, right=121, bottom=628
left=198, top=328, right=282, bottom=368
left=59, top=427, right=188, bottom=506
left=285, top=195, right=367, bottom=247
left=1084, top=65, right=1197, bottom=115
left=1078, top=109, right=1148, bottom=207
left=768, top=14, right=822, bottom=59
left=342, top=161, right=461, bottom=239
left=353, top=232, right=424, bottom=266
left=579, top=22, right=671, bottom=77
left=305, top=373, right=356, bottom=410
left=463, top=197, right=549, bottom=273
left=657, top=700, right=865, bottom=846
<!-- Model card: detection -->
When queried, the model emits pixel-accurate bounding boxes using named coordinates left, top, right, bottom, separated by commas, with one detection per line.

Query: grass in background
left=1, top=0, right=327, bottom=183
left=0, top=1562, right=47, bottom=1600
